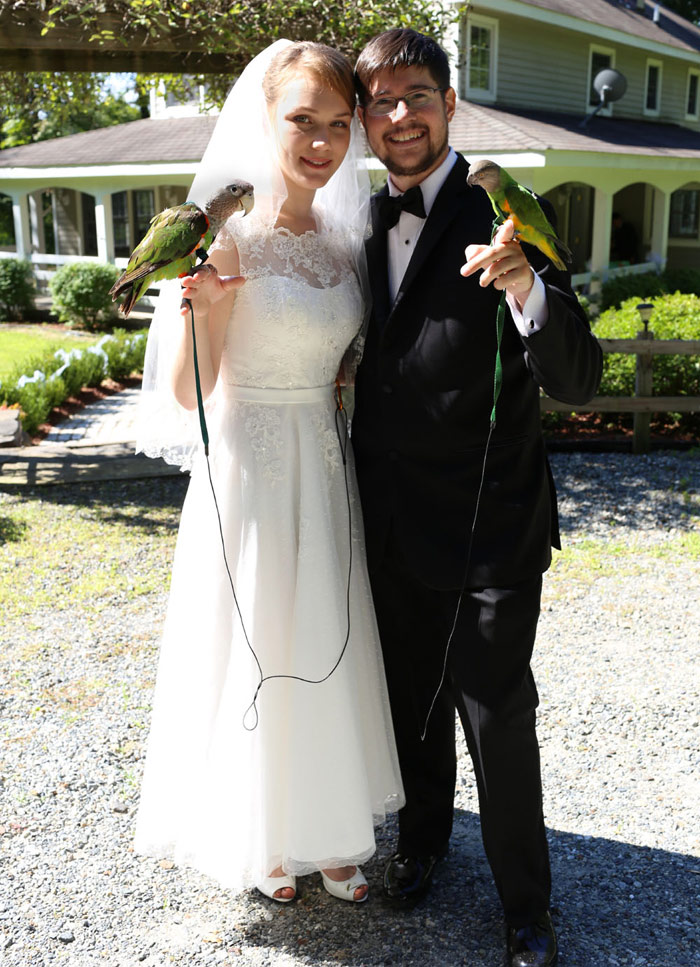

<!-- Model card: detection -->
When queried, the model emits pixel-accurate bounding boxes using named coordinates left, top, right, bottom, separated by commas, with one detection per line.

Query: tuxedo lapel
left=366, top=188, right=392, bottom=329
left=393, top=155, right=471, bottom=311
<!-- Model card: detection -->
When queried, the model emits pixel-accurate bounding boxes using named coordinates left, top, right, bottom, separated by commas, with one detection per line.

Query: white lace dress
left=134, top=212, right=404, bottom=890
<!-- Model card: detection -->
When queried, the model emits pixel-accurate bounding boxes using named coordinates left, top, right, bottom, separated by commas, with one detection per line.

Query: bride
left=133, top=40, right=404, bottom=904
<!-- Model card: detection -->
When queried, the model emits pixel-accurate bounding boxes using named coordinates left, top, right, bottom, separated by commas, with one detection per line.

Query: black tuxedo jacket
left=352, top=153, right=602, bottom=589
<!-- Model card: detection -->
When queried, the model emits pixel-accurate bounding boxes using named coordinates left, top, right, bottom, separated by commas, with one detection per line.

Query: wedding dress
left=134, top=209, right=404, bottom=890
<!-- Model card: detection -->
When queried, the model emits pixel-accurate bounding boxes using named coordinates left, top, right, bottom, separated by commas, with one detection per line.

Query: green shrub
left=0, top=329, right=147, bottom=434
left=0, top=258, right=36, bottom=321
left=599, top=271, right=666, bottom=312
left=49, top=261, right=120, bottom=331
left=663, top=267, right=700, bottom=296
left=599, top=266, right=700, bottom=312
left=593, top=293, right=700, bottom=431
left=100, top=328, right=147, bottom=380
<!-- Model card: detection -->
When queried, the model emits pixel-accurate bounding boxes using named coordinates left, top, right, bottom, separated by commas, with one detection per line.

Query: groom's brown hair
left=354, top=28, right=451, bottom=105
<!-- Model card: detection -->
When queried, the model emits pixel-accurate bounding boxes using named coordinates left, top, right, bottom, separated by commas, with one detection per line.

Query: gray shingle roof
left=2, top=101, right=700, bottom=172
left=514, top=0, right=700, bottom=54
left=450, top=99, right=700, bottom=158
left=0, top=116, right=218, bottom=168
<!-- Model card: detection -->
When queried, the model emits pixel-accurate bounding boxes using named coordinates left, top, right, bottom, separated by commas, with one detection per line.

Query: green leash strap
left=184, top=296, right=209, bottom=453
left=489, top=215, right=506, bottom=428
left=491, top=291, right=505, bottom=427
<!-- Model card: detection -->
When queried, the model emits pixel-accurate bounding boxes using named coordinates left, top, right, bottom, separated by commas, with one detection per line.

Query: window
left=463, top=15, right=498, bottom=101
left=81, top=193, right=97, bottom=257
left=686, top=69, right=700, bottom=120
left=669, top=189, right=699, bottom=238
left=134, top=190, right=155, bottom=241
left=644, top=59, right=662, bottom=116
left=0, top=192, right=14, bottom=246
left=588, top=46, right=615, bottom=114
left=112, top=191, right=130, bottom=258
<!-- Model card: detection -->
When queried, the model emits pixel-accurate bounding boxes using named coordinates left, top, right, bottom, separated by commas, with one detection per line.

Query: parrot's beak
left=241, top=190, right=255, bottom=216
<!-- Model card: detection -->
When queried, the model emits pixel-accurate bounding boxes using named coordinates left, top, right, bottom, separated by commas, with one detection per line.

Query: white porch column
left=94, top=192, right=115, bottom=263
left=10, top=192, right=31, bottom=258
left=648, top=187, right=670, bottom=270
left=28, top=191, right=46, bottom=254
left=589, top=187, right=613, bottom=295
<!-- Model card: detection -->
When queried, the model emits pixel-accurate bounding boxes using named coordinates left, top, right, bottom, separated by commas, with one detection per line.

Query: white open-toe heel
left=257, top=872, right=297, bottom=903
left=320, top=866, right=368, bottom=903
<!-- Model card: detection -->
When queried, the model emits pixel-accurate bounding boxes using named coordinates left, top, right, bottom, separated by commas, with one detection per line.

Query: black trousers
left=370, top=543, right=551, bottom=926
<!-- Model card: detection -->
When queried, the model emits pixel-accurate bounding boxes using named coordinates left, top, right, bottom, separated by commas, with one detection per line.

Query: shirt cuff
left=506, top=271, right=549, bottom=337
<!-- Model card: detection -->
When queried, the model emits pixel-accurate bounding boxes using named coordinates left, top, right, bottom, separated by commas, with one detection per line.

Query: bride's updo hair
left=262, top=41, right=356, bottom=114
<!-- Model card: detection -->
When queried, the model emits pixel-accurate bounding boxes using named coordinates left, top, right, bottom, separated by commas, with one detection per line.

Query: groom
left=352, top=29, right=602, bottom=967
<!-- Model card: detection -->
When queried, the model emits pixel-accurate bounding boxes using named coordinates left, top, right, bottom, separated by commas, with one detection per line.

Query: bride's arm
left=171, top=244, right=245, bottom=410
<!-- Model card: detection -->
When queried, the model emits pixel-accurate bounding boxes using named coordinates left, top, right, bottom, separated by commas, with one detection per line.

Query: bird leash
left=420, top=216, right=506, bottom=740
left=183, top=286, right=354, bottom=732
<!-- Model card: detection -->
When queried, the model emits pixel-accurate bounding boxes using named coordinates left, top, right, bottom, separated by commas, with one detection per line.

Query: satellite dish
left=580, top=68, right=628, bottom=127
left=593, top=69, right=628, bottom=106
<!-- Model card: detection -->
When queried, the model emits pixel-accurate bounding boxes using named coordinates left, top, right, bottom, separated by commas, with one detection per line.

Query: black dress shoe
left=506, top=911, right=557, bottom=967
left=382, top=852, right=440, bottom=903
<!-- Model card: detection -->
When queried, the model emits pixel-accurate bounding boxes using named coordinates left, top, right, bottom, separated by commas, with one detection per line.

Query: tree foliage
left=0, top=0, right=462, bottom=146
left=0, top=73, right=141, bottom=149
left=34, top=0, right=463, bottom=109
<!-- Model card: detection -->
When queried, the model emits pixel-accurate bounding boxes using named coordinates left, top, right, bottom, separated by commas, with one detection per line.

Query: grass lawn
left=0, top=324, right=96, bottom=383
left=0, top=478, right=187, bottom=622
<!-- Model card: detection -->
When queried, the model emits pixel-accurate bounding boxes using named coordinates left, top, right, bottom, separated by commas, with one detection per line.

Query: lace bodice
left=212, top=212, right=364, bottom=390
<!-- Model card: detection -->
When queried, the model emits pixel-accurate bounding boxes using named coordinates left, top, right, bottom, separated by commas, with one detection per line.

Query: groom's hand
left=460, top=219, right=535, bottom=311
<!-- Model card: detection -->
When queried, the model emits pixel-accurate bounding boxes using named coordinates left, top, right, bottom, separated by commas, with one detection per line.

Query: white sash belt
left=225, top=383, right=334, bottom=404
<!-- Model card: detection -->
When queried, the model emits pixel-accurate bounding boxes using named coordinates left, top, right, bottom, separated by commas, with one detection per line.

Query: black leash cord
left=185, top=298, right=353, bottom=731
left=420, top=224, right=507, bottom=740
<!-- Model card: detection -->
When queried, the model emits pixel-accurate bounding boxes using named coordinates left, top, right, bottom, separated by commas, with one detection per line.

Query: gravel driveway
left=1, top=450, right=698, bottom=967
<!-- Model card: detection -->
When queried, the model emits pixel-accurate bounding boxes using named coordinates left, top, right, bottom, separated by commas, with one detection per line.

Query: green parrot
left=466, top=159, right=571, bottom=272
left=110, top=181, right=255, bottom=316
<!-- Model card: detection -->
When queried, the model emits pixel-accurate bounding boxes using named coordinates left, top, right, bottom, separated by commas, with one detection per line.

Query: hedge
left=592, top=293, right=700, bottom=431
left=599, top=267, right=700, bottom=312
left=0, top=258, right=36, bottom=322
left=0, top=329, right=147, bottom=435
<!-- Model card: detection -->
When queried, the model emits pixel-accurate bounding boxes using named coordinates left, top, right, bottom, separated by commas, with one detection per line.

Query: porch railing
left=570, top=260, right=659, bottom=289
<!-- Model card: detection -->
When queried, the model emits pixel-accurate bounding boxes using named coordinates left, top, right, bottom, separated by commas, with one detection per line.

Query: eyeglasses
left=364, top=87, right=447, bottom=117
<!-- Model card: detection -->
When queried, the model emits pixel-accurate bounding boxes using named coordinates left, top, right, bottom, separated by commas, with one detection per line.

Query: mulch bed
left=543, top=412, right=698, bottom=450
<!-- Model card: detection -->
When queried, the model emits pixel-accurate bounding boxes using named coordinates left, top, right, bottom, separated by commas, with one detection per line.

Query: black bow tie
left=377, top=185, right=427, bottom=230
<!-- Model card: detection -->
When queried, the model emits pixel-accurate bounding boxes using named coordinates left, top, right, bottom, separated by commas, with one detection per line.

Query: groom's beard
left=372, top=126, right=449, bottom=179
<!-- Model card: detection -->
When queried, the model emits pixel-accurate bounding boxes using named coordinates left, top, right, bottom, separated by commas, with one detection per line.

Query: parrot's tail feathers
left=554, top=235, right=573, bottom=264
left=550, top=253, right=568, bottom=272
left=109, top=276, right=125, bottom=298
left=114, top=285, right=137, bottom=317
left=542, top=230, right=573, bottom=268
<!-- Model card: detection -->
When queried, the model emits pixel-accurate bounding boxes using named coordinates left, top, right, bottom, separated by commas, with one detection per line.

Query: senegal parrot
left=110, top=181, right=255, bottom=316
left=466, top=159, right=571, bottom=272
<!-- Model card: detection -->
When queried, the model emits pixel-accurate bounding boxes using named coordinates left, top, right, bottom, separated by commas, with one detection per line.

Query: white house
left=1, top=0, right=699, bottom=298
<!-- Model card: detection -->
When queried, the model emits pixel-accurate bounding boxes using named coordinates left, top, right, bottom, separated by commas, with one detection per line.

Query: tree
left=34, top=0, right=463, bottom=107
left=0, top=0, right=463, bottom=147
left=0, top=73, right=141, bottom=149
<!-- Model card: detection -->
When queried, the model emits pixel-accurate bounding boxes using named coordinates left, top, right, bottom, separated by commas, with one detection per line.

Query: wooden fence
left=541, top=331, right=700, bottom=452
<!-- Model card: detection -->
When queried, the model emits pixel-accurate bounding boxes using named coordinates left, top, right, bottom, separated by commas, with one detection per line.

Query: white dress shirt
left=385, top=147, right=548, bottom=337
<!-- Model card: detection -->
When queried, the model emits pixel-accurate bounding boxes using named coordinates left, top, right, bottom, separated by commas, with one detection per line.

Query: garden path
left=41, top=386, right=142, bottom=446
left=0, top=387, right=179, bottom=486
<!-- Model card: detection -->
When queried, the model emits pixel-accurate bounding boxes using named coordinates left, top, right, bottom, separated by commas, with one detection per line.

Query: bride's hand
left=179, top=263, right=246, bottom=317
